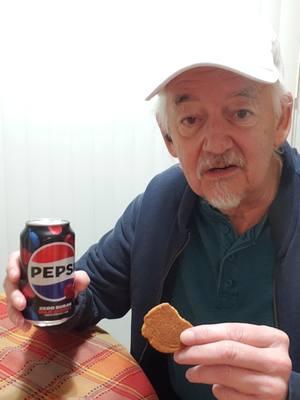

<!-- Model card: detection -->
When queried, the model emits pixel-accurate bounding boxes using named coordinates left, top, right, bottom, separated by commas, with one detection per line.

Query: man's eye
left=181, top=116, right=200, bottom=126
left=230, top=108, right=257, bottom=127
left=235, top=109, right=252, bottom=119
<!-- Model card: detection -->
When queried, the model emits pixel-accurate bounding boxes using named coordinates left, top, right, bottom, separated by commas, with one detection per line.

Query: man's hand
left=3, top=251, right=90, bottom=331
left=174, top=323, right=292, bottom=400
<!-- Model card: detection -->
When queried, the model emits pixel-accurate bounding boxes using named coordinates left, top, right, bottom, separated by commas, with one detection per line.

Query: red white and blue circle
left=28, top=242, right=74, bottom=302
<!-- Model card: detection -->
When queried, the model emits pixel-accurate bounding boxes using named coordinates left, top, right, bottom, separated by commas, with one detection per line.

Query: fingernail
left=181, top=329, right=195, bottom=343
left=173, top=351, right=182, bottom=363
left=16, top=297, right=26, bottom=311
left=185, top=369, right=191, bottom=379
left=185, top=369, right=193, bottom=382
left=16, top=296, right=23, bottom=308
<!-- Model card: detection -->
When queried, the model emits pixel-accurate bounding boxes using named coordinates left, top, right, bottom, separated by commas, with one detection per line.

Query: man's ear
left=274, top=93, right=293, bottom=148
left=156, top=114, right=178, bottom=157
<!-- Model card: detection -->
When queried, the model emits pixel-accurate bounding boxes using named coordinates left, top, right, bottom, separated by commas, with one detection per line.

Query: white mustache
left=197, top=150, right=245, bottom=177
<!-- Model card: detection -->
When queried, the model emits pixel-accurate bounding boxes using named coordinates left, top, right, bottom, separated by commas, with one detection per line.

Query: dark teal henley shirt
left=168, top=199, right=276, bottom=399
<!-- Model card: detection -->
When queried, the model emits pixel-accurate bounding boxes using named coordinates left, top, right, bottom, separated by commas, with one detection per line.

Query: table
left=0, top=295, right=158, bottom=399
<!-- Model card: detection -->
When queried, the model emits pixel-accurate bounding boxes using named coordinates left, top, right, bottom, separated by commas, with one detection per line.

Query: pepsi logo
left=28, top=242, right=75, bottom=302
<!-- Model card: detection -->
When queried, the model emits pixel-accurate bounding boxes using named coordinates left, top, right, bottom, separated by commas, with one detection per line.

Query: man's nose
left=202, top=116, right=233, bottom=154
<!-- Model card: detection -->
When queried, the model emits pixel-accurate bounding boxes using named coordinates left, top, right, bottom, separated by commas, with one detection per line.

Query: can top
left=26, top=218, right=70, bottom=226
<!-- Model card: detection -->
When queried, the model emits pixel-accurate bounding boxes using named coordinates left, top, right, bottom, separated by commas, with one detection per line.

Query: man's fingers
left=73, top=270, right=90, bottom=296
left=5, top=266, right=89, bottom=309
left=4, top=249, right=26, bottom=312
left=180, top=323, right=290, bottom=349
left=212, top=384, right=256, bottom=400
left=6, top=251, right=22, bottom=283
left=7, top=302, right=32, bottom=331
left=186, top=364, right=288, bottom=399
left=4, top=251, right=90, bottom=332
left=175, top=340, right=290, bottom=375
left=3, top=275, right=26, bottom=311
left=10, top=288, right=27, bottom=311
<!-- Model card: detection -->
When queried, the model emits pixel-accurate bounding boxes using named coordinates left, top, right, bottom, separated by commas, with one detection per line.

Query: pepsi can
left=20, top=218, right=75, bottom=326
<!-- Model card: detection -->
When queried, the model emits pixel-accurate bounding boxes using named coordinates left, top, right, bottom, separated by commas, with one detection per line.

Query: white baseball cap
left=145, top=18, right=283, bottom=101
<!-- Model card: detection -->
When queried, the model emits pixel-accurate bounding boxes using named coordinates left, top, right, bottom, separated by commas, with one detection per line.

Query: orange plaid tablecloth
left=0, top=295, right=158, bottom=400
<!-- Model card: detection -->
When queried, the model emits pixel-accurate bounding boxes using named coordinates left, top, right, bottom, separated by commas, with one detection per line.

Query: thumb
left=73, top=270, right=90, bottom=296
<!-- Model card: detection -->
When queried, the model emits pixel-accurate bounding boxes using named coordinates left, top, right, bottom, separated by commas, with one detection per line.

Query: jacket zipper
left=138, top=231, right=191, bottom=364
left=272, top=263, right=279, bottom=328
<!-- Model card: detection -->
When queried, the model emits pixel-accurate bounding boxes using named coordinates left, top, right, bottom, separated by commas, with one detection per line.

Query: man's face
left=164, top=68, right=287, bottom=211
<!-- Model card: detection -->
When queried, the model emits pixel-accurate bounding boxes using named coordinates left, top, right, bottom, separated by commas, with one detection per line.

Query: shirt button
left=225, top=279, right=233, bottom=288
left=223, top=226, right=230, bottom=234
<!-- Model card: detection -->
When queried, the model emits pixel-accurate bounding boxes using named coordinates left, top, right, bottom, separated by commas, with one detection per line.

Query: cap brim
left=145, top=62, right=279, bottom=101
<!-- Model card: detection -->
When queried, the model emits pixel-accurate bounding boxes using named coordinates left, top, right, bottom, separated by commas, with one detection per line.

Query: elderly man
left=4, top=19, right=300, bottom=400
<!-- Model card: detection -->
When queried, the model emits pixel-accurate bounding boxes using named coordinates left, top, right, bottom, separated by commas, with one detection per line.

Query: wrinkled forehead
left=165, top=67, right=267, bottom=103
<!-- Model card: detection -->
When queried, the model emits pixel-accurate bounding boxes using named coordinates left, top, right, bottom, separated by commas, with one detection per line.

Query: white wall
left=277, top=0, right=300, bottom=147
left=0, top=0, right=299, bottom=350
left=0, top=0, right=176, bottom=349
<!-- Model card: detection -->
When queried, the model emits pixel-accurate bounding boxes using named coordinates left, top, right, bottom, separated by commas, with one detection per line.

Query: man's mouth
left=197, top=150, right=245, bottom=180
left=204, top=165, right=239, bottom=177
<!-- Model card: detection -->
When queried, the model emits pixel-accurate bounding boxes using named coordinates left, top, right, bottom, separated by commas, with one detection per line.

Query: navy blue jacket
left=70, top=142, right=300, bottom=399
